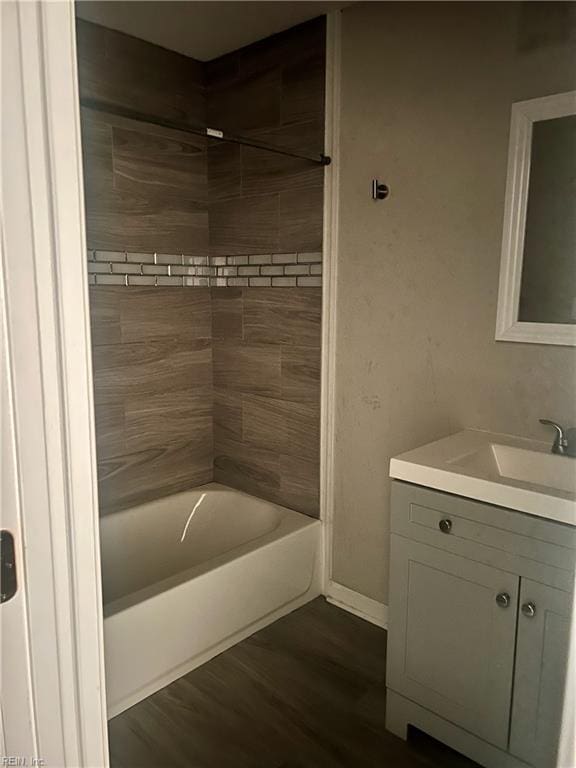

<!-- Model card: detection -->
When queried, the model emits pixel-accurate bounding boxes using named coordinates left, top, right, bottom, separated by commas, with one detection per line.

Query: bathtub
left=100, top=482, right=321, bottom=717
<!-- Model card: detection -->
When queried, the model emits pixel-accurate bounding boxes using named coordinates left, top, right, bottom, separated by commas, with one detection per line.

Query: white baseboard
left=325, top=580, right=388, bottom=629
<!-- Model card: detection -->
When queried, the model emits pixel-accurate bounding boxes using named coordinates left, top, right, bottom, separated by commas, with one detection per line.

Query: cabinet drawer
left=391, top=482, right=576, bottom=589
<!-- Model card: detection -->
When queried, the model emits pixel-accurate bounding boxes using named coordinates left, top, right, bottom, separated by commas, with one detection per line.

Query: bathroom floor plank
left=108, top=597, right=480, bottom=768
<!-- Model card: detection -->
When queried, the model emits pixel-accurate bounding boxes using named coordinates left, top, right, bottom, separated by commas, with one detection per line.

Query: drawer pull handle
left=496, top=592, right=511, bottom=608
left=438, top=518, right=452, bottom=534
left=521, top=601, right=536, bottom=618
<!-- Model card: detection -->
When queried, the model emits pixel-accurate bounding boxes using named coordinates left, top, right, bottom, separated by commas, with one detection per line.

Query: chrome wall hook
left=372, top=179, right=389, bottom=200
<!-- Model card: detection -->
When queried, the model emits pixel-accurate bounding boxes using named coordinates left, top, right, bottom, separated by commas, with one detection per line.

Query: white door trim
left=320, top=10, right=341, bottom=594
left=2, top=1, right=108, bottom=764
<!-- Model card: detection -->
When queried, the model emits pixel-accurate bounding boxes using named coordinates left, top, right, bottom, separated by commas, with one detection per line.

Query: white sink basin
left=450, top=443, right=576, bottom=495
left=390, top=430, right=576, bottom=526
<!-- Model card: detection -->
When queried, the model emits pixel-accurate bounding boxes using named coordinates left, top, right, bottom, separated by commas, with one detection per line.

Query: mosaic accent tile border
left=86, top=251, right=322, bottom=287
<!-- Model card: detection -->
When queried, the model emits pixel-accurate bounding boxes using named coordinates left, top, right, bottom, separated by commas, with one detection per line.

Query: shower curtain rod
left=80, top=97, right=332, bottom=166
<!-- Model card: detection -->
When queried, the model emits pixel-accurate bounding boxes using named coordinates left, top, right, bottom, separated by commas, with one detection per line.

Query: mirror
left=496, top=91, right=576, bottom=346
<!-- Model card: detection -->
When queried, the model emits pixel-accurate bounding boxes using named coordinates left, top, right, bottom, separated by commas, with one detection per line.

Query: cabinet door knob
left=438, top=518, right=452, bottom=534
left=496, top=592, right=511, bottom=608
left=521, top=601, right=536, bottom=618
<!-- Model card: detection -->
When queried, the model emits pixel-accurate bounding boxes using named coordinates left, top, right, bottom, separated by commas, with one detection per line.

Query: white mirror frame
left=495, top=90, right=576, bottom=346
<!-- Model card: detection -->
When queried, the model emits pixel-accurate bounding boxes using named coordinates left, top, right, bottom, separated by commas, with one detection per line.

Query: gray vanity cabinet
left=387, top=535, right=519, bottom=748
left=509, top=580, right=572, bottom=768
left=387, top=481, right=576, bottom=768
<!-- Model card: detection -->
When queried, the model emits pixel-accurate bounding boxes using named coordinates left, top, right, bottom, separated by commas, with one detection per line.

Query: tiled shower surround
left=90, top=286, right=321, bottom=517
left=77, top=16, right=325, bottom=263
left=212, top=288, right=321, bottom=517
left=78, top=16, right=325, bottom=517
left=86, top=250, right=323, bottom=287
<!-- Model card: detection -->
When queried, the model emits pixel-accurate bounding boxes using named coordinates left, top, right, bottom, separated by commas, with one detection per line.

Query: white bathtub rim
left=101, top=481, right=307, bottom=522
left=104, top=514, right=321, bottom=618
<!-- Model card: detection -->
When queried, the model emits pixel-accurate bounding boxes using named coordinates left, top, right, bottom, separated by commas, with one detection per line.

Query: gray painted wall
left=333, top=1, right=576, bottom=604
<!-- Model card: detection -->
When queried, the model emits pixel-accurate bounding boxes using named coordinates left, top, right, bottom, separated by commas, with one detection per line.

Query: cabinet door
left=510, top=579, right=572, bottom=768
left=387, top=535, right=519, bottom=748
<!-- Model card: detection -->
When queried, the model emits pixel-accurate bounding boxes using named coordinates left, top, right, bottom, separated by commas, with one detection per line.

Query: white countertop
left=389, top=429, right=576, bottom=526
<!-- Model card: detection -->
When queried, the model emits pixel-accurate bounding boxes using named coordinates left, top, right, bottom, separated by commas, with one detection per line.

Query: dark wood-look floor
left=109, top=598, right=479, bottom=768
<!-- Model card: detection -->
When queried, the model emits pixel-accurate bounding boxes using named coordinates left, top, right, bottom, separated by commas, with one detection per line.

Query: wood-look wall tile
left=82, top=120, right=209, bottom=253
left=238, top=18, right=324, bottom=80
left=208, top=71, right=281, bottom=134
left=94, top=402, right=126, bottom=460
left=279, top=186, right=323, bottom=253
left=208, top=142, right=241, bottom=202
left=81, top=112, right=113, bottom=192
left=98, top=439, right=213, bottom=516
left=281, top=345, right=322, bottom=404
left=214, top=389, right=243, bottom=442
left=124, top=389, right=213, bottom=453
left=112, top=127, right=207, bottom=205
left=214, top=437, right=280, bottom=499
left=206, top=17, right=324, bottom=259
left=279, top=454, right=320, bottom=517
left=92, top=339, right=212, bottom=405
left=241, top=395, right=286, bottom=455
left=210, top=287, right=243, bottom=340
left=212, top=342, right=281, bottom=397
left=204, top=50, right=240, bottom=88
left=242, top=394, right=319, bottom=461
left=86, top=193, right=209, bottom=255
left=120, top=288, right=212, bottom=343
left=210, top=287, right=320, bottom=517
left=209, top=195, right=279, bottom=257
left=90, top=284, right=214, bottom=515
left=243, top=288, right=322, bottom=347
left=89, top=288, right=122, bottom=346
left=238, top=32, right=295, bottom=80
left=281, top=48, right=326, bottom=126
left=78, top=21, right=208, bottom=257
left=82, top=17, right=325, bottom=519
left=76, top=19, right=205, bottom=127
left=84, top=106, right=202, bottom=149
left=282, top=401, right=320, bottom=463
left=241, top=122, right=324, bottom=197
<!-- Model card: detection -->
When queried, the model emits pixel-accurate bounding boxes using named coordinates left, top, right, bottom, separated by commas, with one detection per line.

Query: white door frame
left=2, top=1, right=108, bottom=765
left=320, top=10, right=341, bottom=595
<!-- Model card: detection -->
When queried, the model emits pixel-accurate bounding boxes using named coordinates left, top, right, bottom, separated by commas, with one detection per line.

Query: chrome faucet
left=539, top=419, right=576, bottom=457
